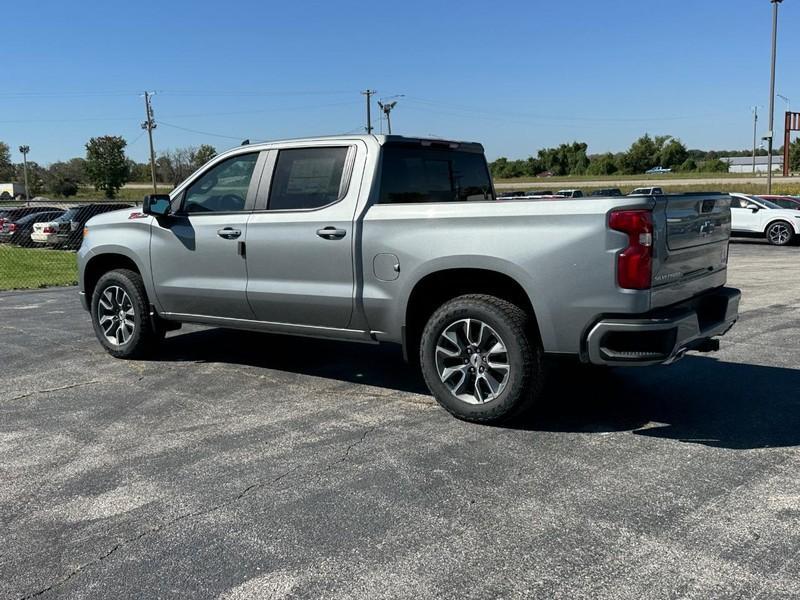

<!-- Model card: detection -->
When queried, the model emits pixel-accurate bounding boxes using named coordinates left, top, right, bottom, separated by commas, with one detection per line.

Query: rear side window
left=379, top=146, right=494, bottom=204
left=268, top=147, right=349, bottom=211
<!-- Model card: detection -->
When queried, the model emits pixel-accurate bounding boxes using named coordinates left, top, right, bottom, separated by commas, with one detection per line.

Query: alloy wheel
left=768, top=223, right=791, bottom=245
left=97, top=285, right=135, bottom=346
left=435, top=318, right=510, bottom=404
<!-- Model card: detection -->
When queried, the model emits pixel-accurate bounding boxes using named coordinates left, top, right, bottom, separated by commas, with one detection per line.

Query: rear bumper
left=585, top=286, right=740, bottom=366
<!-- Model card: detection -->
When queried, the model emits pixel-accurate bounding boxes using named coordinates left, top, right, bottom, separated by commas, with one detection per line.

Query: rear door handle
left=217, top=227, right=242, bottom=240
left=316, top=226, right=346, bottom=240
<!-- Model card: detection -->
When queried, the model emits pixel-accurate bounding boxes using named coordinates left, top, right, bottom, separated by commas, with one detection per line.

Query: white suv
left=730, top=193, right=800, bottom=246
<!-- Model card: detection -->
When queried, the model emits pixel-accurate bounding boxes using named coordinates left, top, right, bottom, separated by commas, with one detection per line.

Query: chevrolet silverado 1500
left=78, top=135, right=740, bottom=423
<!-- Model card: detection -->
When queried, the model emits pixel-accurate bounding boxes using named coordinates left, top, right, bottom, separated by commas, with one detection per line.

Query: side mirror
left=749, top=205, right=760, bottom=213
left=143, top=194, right=171, bottom=217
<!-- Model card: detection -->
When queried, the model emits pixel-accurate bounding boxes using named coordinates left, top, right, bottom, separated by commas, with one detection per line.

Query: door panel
left=730, top=207, right=760, bottom=232
left=245, top=144, right=363, bottom=328
left=150, top=214, right=253, bottom=318
left=149, top=150, right=265, bottom=319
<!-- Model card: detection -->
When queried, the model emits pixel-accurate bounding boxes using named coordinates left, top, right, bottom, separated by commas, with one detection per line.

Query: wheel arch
left=402, top=266, right=542, bottom=363
left=764, top=217, right=800, bottom=235
left=83, top=251, right=148, bottom=304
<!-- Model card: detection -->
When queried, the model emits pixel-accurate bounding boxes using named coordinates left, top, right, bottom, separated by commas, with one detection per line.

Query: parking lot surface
left=2, top=241, right=800, bottom=599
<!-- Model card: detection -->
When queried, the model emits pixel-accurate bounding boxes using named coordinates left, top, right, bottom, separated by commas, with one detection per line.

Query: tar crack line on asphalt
left=14, top=425, right=378, bottom=600
left=5, top=380, right=102, bottom=403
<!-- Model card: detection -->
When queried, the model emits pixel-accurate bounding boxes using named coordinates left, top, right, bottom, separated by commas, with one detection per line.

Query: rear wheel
left=90, top=268, right=160, bottom=358
left=766, top=221, right=793, bottom=246
left=420, top=294, right=543, bottom=424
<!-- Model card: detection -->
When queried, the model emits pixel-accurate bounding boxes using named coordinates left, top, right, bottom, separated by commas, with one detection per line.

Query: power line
left=0, top=101, right=363, bottom=124
left=404, top=96, right=722, bottom=123
left=156, top=121, right=247, bottom=141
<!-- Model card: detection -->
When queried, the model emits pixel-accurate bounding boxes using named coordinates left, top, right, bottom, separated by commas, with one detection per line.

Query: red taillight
left=609, top=209, right=653, bottom=290
left=7, top=223, right=16, bottom=232
left=43, top=225, right=56, bottom=234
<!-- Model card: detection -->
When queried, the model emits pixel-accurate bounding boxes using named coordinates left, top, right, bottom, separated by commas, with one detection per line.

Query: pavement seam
left=4, top=380, right=103, bottom=403
left=14, top=425, right=377, bottom=600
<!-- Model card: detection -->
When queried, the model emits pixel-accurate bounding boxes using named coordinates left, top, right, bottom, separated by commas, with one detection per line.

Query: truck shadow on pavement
left=531, top=356, right=800, bottom=450
left=156, top=328, right=800, bottom=450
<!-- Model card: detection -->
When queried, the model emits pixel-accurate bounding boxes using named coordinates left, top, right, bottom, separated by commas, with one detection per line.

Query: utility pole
left=18, top=145, right=30, bottom=205
left=141, top=91, right=158, bottom=194
left=362, top=89, right=376, bottom=134
left=751, top=106, right=759, bottom=174
left=378, top=101, right=398, bottom=134
left=766, top=0, right=783, bottom=194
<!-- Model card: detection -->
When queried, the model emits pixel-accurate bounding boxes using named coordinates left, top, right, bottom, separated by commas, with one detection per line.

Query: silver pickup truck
left=77, top=135, right=740, bottom=423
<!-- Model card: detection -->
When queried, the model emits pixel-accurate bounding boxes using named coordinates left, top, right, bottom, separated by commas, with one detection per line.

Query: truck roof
left=218, top=134, right=485, bottom=155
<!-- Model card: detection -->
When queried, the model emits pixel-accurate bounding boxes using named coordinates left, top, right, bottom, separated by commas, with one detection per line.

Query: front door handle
left=316, top=226, right=347, bottom=240
left=217, top=227, right=242, bottom=240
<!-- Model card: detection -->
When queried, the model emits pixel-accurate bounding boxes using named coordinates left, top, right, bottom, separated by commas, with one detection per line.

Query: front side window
left=183, top=153, right=258, bottom=213
left=268, top=147, right=349, bottom=211
left=379, top=145, right=494, bottom=204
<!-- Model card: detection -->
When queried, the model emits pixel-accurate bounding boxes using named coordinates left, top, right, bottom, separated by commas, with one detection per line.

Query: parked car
left=555, top=189, right=583, bottom=198
left=645, top=166, right=671, bottom=174
left=0, top=210, right=65, bottom=246
left=730, top=193, right=800, bottom=246
left=32, top=203, right=131, bottom=249
left=77, top=134, right=740, bottom=424
left=590, top=188, right=623, bottom=197
left=630, top=187, right=664, bottom=196
left=758, top=195, right=800, bottom=210
left=0, top=206, right=62, bottom=230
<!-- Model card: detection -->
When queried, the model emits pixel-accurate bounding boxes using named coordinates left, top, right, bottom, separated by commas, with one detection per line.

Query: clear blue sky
left=2, top=0, right=798, bottom=165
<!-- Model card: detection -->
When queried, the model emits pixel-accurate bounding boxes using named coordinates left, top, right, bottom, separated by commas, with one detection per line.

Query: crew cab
left=78, top=135, right=740, bottom=424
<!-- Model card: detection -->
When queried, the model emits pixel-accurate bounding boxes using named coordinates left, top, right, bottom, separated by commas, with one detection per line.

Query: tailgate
left=651, top=193, right=731, bottom=308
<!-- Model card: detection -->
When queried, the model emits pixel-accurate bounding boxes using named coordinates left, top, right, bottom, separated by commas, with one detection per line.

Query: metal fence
left=0, top=198, right=140, bottom=291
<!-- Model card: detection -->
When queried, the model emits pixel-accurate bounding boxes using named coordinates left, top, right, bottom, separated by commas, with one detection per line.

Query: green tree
left=85, top=136, right=129, bottom=198
left=700, top=158, right=729, bottom=173
left=586, top=153, right=618, bottom=176
left=194, top=144, right=217, bottom=168
left=658, top=138, right=688, bottom=169
left=537, top=142, right=589, bottom=176
left=789, top=138, right=800, bottom=173
left=678, top=158, right=697, bottom=172
left=618, top=134, right=659, bottom=174
left=15, top=161, right=47, bottom=195
left=0, top=141, right=14, bottom=181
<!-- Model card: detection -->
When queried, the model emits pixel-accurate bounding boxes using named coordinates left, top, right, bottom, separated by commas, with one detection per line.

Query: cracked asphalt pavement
left=2, top=241, right=800, bottom=599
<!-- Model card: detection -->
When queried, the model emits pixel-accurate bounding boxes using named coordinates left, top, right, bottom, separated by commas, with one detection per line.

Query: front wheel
left=766, top=221, right=794, bottom=246
left=90, top=268, right=160, bottom=358
left=419, top=294, right=543, bottom=424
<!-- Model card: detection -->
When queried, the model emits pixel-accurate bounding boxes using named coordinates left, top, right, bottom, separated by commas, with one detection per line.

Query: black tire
left=765, top=221, right=794, bottom=246
left=90, top=268, right=160, bottom=358
left=419, top=294, right=543, bottom=424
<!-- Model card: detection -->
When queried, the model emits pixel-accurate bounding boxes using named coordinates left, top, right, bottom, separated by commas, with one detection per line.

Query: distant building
left=720, top=156, right=783, bottom=174
left=0, top=182, right=27, bottom=199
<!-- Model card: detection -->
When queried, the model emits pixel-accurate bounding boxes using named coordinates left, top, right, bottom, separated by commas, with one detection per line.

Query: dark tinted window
left=379, top=146, right=494, bottom=204
left=16, top=211, right=64, bottom=225
left=184, top=153, right=258, bottom=213
left=268, top=147, right=349, bottom=210
left=55, top=208, right=80, bottom=222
